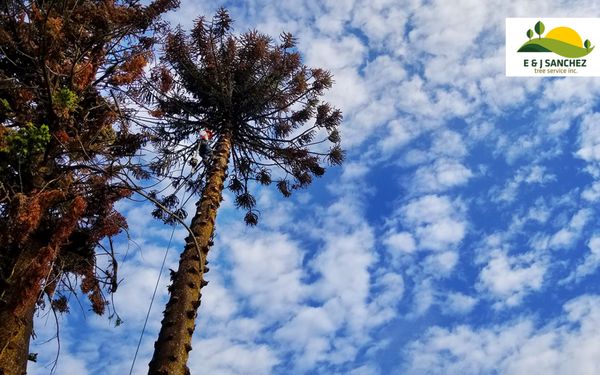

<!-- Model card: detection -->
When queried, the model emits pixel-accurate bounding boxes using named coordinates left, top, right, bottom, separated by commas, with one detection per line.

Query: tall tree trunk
left=0, top=302, right=34, bottom=375
left=0, top=246, right=42, bottom=375
left=0, top=197, right=85, bottom=374
left=149, top=133, right=232, bottom=375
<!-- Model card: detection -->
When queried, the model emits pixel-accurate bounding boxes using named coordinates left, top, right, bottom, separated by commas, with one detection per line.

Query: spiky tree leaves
left=148, top=9, right=343, bottom=223
left=146, top=8, right=342, bottom=374
left=0, top=1, right=177, bottom=373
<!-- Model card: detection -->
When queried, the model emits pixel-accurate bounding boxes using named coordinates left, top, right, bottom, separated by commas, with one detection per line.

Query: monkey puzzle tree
left=144, top=9, right=342, bottom=374
left=0, top=1, right=177, bottom=373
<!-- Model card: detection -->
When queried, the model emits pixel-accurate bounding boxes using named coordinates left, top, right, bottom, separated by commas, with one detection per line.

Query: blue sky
left=28, top=1, right=600, bottom=374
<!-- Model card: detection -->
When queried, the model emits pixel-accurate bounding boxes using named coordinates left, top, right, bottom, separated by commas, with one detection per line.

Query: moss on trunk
left=0, top=255, right=38, bottom=375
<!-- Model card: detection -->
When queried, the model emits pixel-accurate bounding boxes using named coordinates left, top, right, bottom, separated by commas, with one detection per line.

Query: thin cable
left=128, top=160, right=202, bottom=374
left=128, top=225, right=176, bottom=375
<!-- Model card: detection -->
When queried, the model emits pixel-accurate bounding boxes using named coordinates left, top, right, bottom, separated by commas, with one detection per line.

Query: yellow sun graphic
left=545, top=26, right=583, bottom=47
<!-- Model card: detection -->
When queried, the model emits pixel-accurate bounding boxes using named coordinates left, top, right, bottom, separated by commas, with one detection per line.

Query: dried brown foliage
left=0, top=0, right=177, bottom=327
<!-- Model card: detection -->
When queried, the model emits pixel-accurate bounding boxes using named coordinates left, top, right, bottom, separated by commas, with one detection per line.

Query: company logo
left=506, top=18, right=600, bottom=77
left=517, top=21, right=593, bottom=58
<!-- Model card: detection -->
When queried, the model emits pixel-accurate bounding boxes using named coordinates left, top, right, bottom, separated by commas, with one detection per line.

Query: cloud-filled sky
left=28, top=1, right=600, bottom=374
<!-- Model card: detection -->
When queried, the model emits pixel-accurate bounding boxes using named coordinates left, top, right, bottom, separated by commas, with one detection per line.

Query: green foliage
left=0, top=1, right=178, bottom=371
left=585, top=39, right=591, bottom=50
left=0, top=98, right=10, bottom=112
left=0, top=98, right=12, bottom=123
left=1, top=123, right=51, bottom=158
left=527, top=29, right=534, bottom=40
left=535, top=21, right=545, bottom=38
left=53, top=87, right=79, bottom=114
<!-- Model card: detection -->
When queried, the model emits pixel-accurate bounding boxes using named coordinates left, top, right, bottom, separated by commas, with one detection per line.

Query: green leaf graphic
left=535, top=21, right=545, bottom=39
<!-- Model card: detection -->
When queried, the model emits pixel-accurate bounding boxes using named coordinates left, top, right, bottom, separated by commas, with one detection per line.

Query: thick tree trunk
left=0, top=197, right=85, bottom=374
left=148, top=133, right=232, bottom=375
left=0, top=245, right=42, bottom=375
left=0, top=301, right=34, bottom=375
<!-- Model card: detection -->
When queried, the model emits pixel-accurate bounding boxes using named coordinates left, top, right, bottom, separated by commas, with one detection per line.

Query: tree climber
left=190, top=129, right=213, bottom=168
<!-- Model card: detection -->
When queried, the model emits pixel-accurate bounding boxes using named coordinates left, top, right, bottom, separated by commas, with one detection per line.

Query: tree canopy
left=143, top=8, right=343, bottom=225
left=0, top=0, right=177, bottom=321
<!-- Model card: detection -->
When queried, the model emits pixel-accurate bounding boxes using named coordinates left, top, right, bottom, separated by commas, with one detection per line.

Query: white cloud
left=403, top=295, right=600, bottom=375
left=582, top=182, right=600, bottom=202
left=223, top=231, right=306, bottom=320
left=576, top=112, right=600, bottom=174
left=350, top=0, right=414, bottom=55
left=408, top=0, right=488, bottom=60
left=364, top=54, right=407, bottom=92
left=348, top=364, right=381, bottom=375
left=384, top=231, right=417, bottom=254
left=399, top=195, right=467, bottom=252
left=274, top=306, right=336, bottom=360
left=423, top=251, right=459, bottom=277
left=412, top=158, right=473, bottom=193
left=549, top=209, right=592, bottom=250
left=200, top=277, right=239, bottom=323
left=444, top=293, right=477, bottom=315
left=410, top=279, right=436, bottom=317
left=383, top=193, right=467, bottom=316
left=477, top=249, right=546, bottom=308
left=369, top=272, right=404, bottom=316
left=562, top=236, right=600, bottom=284
left=189, top=337, right=280, bottom=375
left=378, top=118, right=418, bottom=154
left=29, top=347, right=90, bottom=375
left=493, top=165, right=556, bottom=203
left=431, top=131, right=468, bottom=159
left=303, top=35, right=367, bottom=70
left=311, top=225, right=375, bottom=304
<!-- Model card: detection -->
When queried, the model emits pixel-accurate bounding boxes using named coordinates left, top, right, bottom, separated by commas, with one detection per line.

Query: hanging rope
left=128, top=225, right=175, bottom=375
left=129, top=158, right=204, bottom=375
left=128, top=165, right=202, bottom=374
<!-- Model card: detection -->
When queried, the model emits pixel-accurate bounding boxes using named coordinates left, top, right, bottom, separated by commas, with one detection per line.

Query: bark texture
left=0, top=197, right=85, bottom=374
left=148, top=133, right=232, bottom=375
left=0, top=293, right=34, bottom=375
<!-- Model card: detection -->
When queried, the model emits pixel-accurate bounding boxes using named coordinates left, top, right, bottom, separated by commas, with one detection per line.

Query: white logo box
left=506, top=18, right=600, bottom=77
